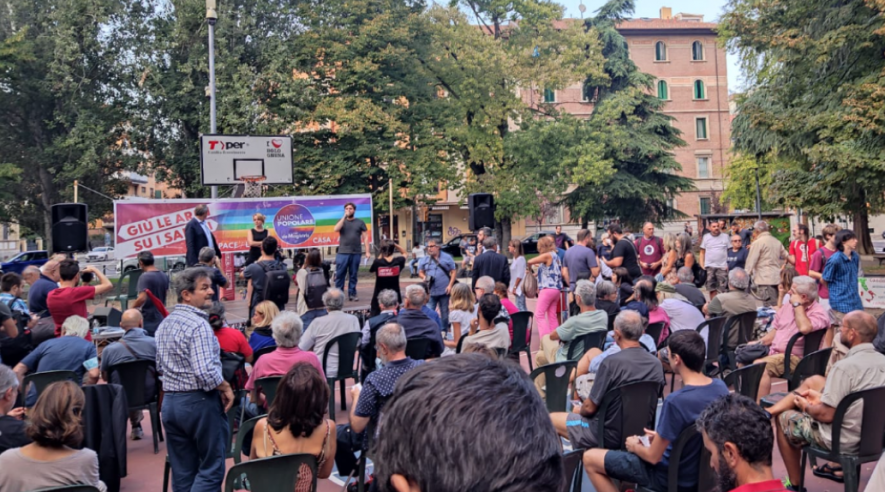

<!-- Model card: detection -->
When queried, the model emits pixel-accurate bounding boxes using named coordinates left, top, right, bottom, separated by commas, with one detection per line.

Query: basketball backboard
left=200, top=134, right=294, bottom=185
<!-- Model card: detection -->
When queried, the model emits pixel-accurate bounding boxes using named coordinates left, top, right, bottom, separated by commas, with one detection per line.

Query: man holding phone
left=333, top=202, right=372, bottom=301
left=46, top=260, right=114, bottom=339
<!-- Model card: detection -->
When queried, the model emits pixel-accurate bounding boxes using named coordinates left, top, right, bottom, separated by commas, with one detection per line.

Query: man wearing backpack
left=244, top=236, right=289, bottom=317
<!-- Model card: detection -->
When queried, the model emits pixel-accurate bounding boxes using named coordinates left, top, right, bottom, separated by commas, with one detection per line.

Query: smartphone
left=639, top=435, right=651, bottom=447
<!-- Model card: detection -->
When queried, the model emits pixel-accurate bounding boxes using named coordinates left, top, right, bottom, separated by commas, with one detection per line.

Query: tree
left=561, top=0, right=694, bottom=231
left=0, top=0, right=139, bottom=246
left=721, top=151, right=777, bottom=212
left=419, top=1, right=608, bottom=248
left=721, top=0, right=885, bottom=254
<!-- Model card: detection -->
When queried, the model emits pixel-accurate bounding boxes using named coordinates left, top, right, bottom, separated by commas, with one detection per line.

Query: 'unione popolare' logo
left=273, top=204, right=315, bottom=246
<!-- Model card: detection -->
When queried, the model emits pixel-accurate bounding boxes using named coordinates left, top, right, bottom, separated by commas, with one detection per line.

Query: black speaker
left=51, top=203, right=88, bottom=253
left=90, top=306, right=122, bottom=328
left=468, top=193, right=495, bottom=231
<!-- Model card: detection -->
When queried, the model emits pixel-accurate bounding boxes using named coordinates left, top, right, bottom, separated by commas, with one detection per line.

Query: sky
left=556, top=0, right=745, bottom=92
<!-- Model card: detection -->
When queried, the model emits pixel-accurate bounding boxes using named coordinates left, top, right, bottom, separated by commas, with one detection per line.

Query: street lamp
left=754, top=153, right=763, bottom=220
left=207, top=0, right=218, bottom=199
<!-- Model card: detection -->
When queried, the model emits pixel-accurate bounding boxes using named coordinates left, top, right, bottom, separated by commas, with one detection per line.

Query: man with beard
left=582, top=330, right=727, bottom=492
left=697, top=394, right=788, bottom=492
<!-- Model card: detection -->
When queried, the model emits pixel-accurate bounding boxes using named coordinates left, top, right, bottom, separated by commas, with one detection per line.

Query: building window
left=696, top=117, right=708, bottom=139
left=140, top=186, right=146, bottom=194
left=582, top=83, right=598, bottom=102
left=693, top=80, right=706, bottom=99
left=655, top=41, right=667, bottom=61
left=657, top=80, right=668, bottom=100
left=149, top=187, right=154, bottom=197
left=697, top=156, right=710, bottom=178
left=700, top=197, right=712, bottom=215
left=543, top=88, right=556, bottom=103
left=155, top=190, right=162, bottom=199
left=692, top=41, right=704, bottom=61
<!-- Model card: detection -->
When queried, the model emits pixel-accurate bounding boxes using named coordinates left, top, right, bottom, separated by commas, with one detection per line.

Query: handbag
left=522, top=268, right=539, bottom=299
left=735, top=343, right=769, bottom=366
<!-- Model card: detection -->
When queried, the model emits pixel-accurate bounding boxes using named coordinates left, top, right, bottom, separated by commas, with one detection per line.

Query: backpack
left=304, top=267, right=328, bottom=309
left=0, top=298, right=33, bottom=367
left=260, top=261, right=290, bottom=309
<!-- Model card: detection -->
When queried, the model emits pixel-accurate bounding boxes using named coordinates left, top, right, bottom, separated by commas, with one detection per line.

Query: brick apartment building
left=525, top=7, right=730, bottom=225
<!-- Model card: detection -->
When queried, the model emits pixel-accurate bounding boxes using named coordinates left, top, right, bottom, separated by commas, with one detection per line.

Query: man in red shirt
left=634, top=222, right=665, bottom=277
left=697, top=394, right=789, bottom=492
left=788, top=224, right=820, bottom=276
left=46, top=259, right=114, bottom=338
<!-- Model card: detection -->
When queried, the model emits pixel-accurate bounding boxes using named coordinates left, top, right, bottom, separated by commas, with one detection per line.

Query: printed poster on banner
left=113, top=195, right=373, bottom=260
left=859, top=277, right=885, bottom=309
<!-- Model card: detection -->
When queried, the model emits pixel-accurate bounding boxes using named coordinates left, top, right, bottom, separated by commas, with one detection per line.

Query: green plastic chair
left=23, top=370, right=78, bottom=404
left=255, top=377, right=282, bottom=410
left=232, top=415, right=266, bottom=464
left=108, top=360, right=163, bottom=454
left=224, top=453, right=318, bottom=492
left=104, top=268, right=143, bottom=310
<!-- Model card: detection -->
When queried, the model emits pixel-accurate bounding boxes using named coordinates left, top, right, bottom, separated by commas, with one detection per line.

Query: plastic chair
left=405, top=338, right=431, bottom=360
left=722, top=311, right=758, bottom=370
left=23, top=370, right=78, bottom=403
left=637, top=425, right=717, bottom=492
left=224, top=453, right=318, bottom=492
left=509, top=311, right=534, bottom=370
left=596, top=380, right=661, bottom=450
left=323, top=332, right=360, bottom=420
left=566, top=330, right=607, bottom=361
left=252, top=345, right=276, bottom=363
left=561, top=448, right=585, bottom=492
left=255, top=376, right=282, bottom=410
left=697, top=316, right=728, bottom=378
left=645, top=322, right=665, bottom=347
left=797, top=386, right=885, bottom=492
left=782, top=329, right=827, bottom=381
left=31, top=486, right=101, bottom=492
left=723, top=362, right=766, bottom=402
left=226, top=389, right=248, bottom=459
left=529, top=361, right=578, bottom=413
left=108, top=359, right=163, bottom=454
left=104, top=268, right=143, bottom=310
left=232, top=415, right=265, bottom=464
left=761, top=347, right=833, bottom=408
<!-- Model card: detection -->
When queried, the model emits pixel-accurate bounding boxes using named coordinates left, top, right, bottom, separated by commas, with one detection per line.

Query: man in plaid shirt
left=157, top=267, right=234, bottom=492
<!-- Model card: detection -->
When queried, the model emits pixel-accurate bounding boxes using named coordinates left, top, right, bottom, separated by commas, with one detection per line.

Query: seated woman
left=611, top=267, right=634, bottom=307
left=632, top=277, right=671, bottom=346
left=248, top=300, right=281, bottom=352
left=443, top=283, right=475, bottom=354
left=209, top=302, right=253, bottom=363
left=0, top=381, right=106, bottom=491
left=250, top=363, right=337, bottom=487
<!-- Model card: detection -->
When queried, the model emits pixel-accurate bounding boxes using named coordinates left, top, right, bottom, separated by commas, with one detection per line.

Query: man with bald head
left=635, top=222, right=665, bottom=277
left=27, top=260, right=59, bottom=318
left=100, top=309, right=158, bottom=440
left=774, top=310, right=885, bottom=488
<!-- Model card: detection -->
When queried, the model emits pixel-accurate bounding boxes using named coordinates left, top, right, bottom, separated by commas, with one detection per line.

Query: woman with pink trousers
left=527, top=236, right=563, bottom=337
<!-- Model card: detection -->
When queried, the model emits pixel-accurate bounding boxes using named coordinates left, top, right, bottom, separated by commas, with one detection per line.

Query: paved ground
left=92, top=277, right=876, bottom=492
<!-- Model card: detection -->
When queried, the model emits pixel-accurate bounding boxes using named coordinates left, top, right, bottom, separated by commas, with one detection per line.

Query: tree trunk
left=853, top=207, right=874, bottom=255
left=581, top=217, right=589, bottom=229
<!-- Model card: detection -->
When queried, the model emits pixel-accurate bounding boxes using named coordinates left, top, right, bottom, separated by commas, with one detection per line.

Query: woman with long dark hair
left=250, top=363, right=336, bottom=489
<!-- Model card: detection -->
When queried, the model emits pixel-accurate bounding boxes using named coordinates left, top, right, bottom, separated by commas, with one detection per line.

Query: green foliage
left=720, top=152, right=776, bottom=211
left=561, top=0, right=694, bottom=230
left=721, top=0, right=885, bottom=253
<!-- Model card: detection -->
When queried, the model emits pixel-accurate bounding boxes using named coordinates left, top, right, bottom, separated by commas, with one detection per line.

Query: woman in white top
left=508, top=239, right=527, bottom=311
left=0, top=381, right=106, bottom=492
left=444, top=283, right=476, bottom=354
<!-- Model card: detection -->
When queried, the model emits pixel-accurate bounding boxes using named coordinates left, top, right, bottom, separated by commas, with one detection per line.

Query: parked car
left=0, top=250, right=49, bottom=275
left=520, top=231, right=556, bottom=255
left=441, top=234, right=478, bottom=258
left=86, top=246, right=115, bottom=261
left=119, top=255, right=186, bottom=274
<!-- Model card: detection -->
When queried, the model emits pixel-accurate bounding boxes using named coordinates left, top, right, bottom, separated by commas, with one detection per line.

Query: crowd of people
left=2, top=210, right=885, bottom=492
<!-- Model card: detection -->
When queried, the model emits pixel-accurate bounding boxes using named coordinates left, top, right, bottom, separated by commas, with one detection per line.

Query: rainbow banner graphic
left=113, top=194, right=373, bottom=260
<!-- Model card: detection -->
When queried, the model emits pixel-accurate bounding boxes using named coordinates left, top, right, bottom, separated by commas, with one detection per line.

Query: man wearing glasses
left=727, top=235, right=749, bottom=271
left=417, top=239, right=457, bottom=330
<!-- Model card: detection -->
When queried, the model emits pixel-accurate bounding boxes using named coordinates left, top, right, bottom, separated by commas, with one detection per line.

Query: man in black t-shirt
left=131, top=251, right=170, bottom=336
left=602, top=224, right=642, bottom=279
left=334, top=202, right=371, bottom=301
left=243, top=237, right=285, bottom=316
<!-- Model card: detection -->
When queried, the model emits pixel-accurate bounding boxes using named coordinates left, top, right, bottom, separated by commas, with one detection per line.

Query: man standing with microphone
left=334, top=202, right=372, bottom=302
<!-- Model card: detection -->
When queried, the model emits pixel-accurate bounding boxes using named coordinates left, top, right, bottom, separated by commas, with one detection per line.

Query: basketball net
left=241, top=176, right=266, bottom=198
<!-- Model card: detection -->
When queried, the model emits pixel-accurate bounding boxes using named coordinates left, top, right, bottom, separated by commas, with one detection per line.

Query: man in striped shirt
left=821, top=230, right=864, bottom=347
left=157, top=267, right=233, bottom=492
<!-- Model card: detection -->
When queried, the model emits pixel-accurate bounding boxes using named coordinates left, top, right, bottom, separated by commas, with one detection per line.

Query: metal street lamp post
left=207, top=0, right=218, bottom=199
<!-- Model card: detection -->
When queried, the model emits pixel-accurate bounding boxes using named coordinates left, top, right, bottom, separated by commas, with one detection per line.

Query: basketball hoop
left=240, top=175, right=266, bottom=198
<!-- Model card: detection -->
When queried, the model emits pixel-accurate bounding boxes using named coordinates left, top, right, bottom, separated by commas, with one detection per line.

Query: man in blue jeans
left=156, top=268, right=234, bottom=492
left=333, top=202, right=372, bottom=301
